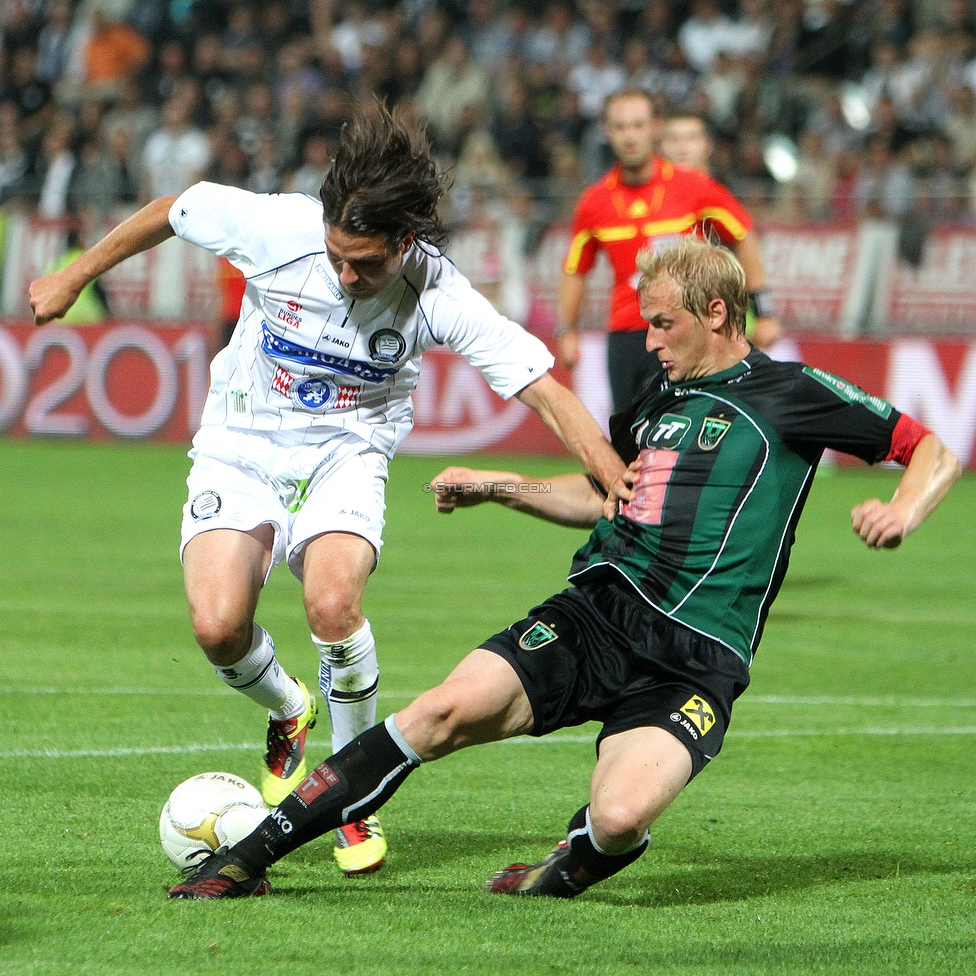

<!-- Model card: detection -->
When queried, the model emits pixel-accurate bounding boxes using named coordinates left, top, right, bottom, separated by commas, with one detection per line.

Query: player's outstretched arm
left=431, top=466, right=604, bottom=528
left=555, top=272, right=586, bottom=369
left=851, top=433, right=961, bottom=549
left=731, top=232, right=782, bottom=350
left=516, top=372, right=625, bottom=493
left=29, top=196, right=178, bottom=324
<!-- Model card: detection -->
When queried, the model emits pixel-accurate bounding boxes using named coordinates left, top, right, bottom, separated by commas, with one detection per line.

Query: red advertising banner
left=2, top=323, right=975, bottom=469
left=0, top=321, right=213, bottom=440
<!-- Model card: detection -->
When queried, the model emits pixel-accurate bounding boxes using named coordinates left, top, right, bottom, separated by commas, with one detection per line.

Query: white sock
left=213, top=624, right=304, bottom=719
left=314, top=619, right=379, bottom=752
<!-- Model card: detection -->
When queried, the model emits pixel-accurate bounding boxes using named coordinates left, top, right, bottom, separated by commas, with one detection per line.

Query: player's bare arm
left=30, top=196, right=178, bottom=324
left=730, top=233, right=782, bottom=349
left=431, top=465, right=604, bottom=528
left=555, top=272, right=587, bottom=369
left=852, top=433, right=961, bottom=549
left=515, top=372, right=625, bottom=492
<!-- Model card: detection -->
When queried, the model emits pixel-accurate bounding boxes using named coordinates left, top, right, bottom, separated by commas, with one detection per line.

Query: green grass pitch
left=0, top=439, right=974, bottom=975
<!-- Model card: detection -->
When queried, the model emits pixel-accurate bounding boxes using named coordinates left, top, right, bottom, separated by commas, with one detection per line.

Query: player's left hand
left=851, top=498, right=906, bottom=549
left=430, top=466, right=511, bottom=513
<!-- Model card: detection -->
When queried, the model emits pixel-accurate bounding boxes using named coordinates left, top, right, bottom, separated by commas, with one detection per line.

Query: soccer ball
left=159, top=771, right=269, bottom=875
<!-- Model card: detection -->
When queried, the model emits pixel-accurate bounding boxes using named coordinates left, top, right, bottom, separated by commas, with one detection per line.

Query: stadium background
left=1, top=0, right=976, bottom=466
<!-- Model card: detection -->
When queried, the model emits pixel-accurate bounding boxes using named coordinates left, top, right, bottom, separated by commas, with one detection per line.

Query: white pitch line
left=4, top=687, right=976, bottom=709
left=5, top=727, right=976, bottom=760
left=746, top=695, right=976, bottom=708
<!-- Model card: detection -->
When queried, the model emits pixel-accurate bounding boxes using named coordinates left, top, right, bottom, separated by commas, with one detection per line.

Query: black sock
left=538, top=805, right=649, bottom=896
left=232, top=720, right=419, bottom=869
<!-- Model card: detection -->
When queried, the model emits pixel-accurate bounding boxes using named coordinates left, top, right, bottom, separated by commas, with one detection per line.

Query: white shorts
left=181, top=426, right=388, bottom=581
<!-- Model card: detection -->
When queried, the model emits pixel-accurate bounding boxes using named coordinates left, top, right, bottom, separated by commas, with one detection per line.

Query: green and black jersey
left=570, top=348, right=903, bottom=666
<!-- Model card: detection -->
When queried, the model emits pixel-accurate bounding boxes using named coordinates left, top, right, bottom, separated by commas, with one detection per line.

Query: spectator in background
left=82, top=8, right=150, bottom=102
left=235, top=81, right=277, bottom=157
left=728, top=0, right=775, bottom=61
left=330, top=0, right=388, bottom=78
left=205, top=133, right=250, bottom=189
left=2, top=44, right=53, bottom=145
left=36, top=0, right=74, bottom=88
left=804, top=90, right=864, bottom=159
left=0, top=113, right=28, bottom=206
left=101, top=78, right=158, bottom=187
left=221, top=3, right=262, bottom=77
left=620, top=37, right=663, bottom=95
left=140, top=93, right=211, bottom=200
left=490, top=76, right=550, bottom=184
left=68, top=127, right=139, bottom=225
left=941, top=82, right=976, bottom=175
left=854, top=135, right=916, bottom=220
left=677, top=0, right=736, bottom=74
left=463, top=0, right=518, bottom=71
left=566, top=41, right=625, bottom=123
left=191, top=33, right=233, bottom=120
left=659, top=110, right=714, bottom=173
left=283, top=132, right=331, bottom=196
left=781, top=129, right=836, bottom=221
left=524, top=0, right=591, bottom=82
left=376, top=35, right=425, bottom=107
left=700, top=50, right=747, bottom=135
left=34, top=114, right=76, bottom=219
left=143, top=37, right=190, bottom=108
left=917, top=132, right=969, bottom=224
left=413, top=34, right=490, bottom=154
left=635, top=0, right=678, bottom=73
left=246, top=133, right=282, bottom=194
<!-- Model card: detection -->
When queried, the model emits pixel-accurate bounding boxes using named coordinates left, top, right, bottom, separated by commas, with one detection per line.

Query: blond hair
left=636, top=238, right=747, bottom=337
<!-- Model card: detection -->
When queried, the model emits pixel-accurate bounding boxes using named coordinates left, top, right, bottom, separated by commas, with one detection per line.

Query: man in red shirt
left=558, top=89, right=781, bottom=411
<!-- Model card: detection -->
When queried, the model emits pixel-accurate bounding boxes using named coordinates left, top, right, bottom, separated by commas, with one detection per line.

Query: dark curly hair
left=319, top=103, right=450, bottom=250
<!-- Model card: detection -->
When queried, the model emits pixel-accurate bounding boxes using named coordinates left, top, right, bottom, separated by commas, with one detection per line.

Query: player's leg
left=486, top=727, right=691, bottom=897
left=288, top=442, right=390, bottom=872
left=182, top=440, right=316, bottom=808
left=183, top=526, right=318, bottom=806
left=168, top=647, right=533, bottom=898
left=302, top=532, right=377, bottom=752
left=300, top=530, right=385, bottom=873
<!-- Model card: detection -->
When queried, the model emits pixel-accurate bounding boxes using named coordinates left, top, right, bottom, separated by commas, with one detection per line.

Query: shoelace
left=265, top=718, right=298, bottom=763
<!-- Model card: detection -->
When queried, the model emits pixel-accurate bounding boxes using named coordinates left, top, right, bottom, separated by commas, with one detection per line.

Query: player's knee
left=190, top=609, right=251, bottom=664
left=588, top=799, right=649, bottom=853
left=305, top=589, right=362, bottom=642
left=396, top=686, right=470, bottom=760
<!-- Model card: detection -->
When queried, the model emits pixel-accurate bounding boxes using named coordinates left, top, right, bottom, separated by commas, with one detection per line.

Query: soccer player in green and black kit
left=168, top=238, right=960, bottom=901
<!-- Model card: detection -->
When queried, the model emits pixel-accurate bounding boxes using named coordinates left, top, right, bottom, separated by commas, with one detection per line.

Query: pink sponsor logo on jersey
left=619, top=447, right=679, bottom=525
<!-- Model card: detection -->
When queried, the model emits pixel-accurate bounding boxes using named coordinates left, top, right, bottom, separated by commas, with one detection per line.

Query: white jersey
left=169, top=182, right=554, bottom=457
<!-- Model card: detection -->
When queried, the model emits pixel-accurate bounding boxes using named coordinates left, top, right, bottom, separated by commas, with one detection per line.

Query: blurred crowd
left=2, top=0, right=976, bottom=238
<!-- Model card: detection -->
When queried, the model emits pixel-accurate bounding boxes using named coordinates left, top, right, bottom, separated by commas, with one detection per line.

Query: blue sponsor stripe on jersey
left=261, top=322, right=397, bottom=383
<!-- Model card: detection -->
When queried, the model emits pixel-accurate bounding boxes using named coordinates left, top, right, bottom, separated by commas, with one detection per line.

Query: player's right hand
left=556, top=331, right=580, bottom=370
left=603, top=458, right=638, bottom=520
left=29, top=271, right=81, bottom=325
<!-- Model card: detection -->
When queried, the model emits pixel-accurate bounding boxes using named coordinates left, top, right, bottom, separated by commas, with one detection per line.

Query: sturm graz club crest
left=698, top=416, right=731, bottom=450
left=368, top=329, right=406, bottom=363
left=518, top=621, right=558, bottom=650
left=190, top=490, right=221, bottom=520
left=292, top=377, right=339, bottom=411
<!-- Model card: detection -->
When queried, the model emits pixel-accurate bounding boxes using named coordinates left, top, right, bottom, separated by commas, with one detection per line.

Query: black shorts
left=481, top=572, right=751, bottom=779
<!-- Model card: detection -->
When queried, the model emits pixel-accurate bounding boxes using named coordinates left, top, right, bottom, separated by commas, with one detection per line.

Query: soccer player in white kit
left=29, top=105, right=625, bottom=877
